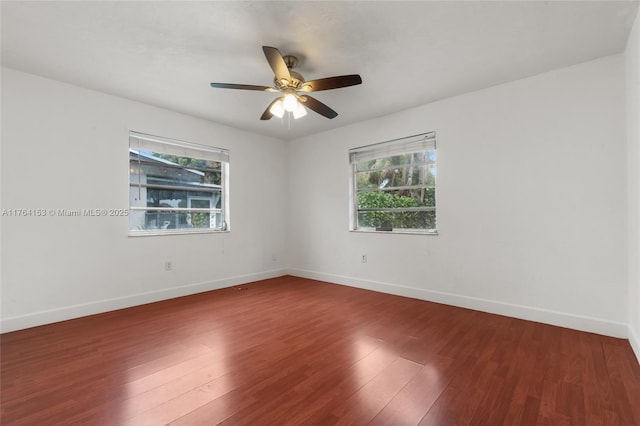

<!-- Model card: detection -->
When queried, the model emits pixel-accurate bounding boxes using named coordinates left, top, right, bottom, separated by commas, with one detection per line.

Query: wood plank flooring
left=2, top=276, right=639, bottom=425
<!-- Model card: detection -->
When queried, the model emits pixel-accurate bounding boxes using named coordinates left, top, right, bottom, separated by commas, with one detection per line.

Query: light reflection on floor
left=351, top=333, right=442, bottom=424
left=120, top=332, right=229, bottom=425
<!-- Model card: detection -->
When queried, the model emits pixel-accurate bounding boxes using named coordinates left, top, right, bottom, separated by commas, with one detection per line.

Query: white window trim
left=128, top=131, right=230, bottom=237
left=349, top=132, right=437, bottom=235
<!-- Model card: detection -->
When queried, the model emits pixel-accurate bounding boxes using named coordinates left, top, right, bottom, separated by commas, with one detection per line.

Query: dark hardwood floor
left=2, top=276, right=639, bottom=425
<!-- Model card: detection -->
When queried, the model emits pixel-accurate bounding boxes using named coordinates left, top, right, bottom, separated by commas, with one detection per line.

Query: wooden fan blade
left=210, top=83, right=277, bottom=92
left=262, top=46, right=291, bottom=82
left=260, top=97, right=284, bottom=120
left=299, top=74, right=362, bottom=92
left=300, top=95, right=338, bottom=119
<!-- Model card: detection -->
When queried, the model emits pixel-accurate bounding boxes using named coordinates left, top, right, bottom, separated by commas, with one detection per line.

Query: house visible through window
left=129, top=131, right=229, bottom=235
left=349, top=132, right=436, bottom=234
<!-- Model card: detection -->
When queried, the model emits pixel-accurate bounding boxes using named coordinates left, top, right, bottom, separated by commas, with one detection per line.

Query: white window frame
left=349, top=132, right=437, bottom=235
left=128, top=131, right=230, bottom=236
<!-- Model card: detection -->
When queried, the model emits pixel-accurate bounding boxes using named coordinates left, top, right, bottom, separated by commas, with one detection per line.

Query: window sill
left=350, top=229, right=438, bottom=236
left=128, top=229, right=230, bottom=237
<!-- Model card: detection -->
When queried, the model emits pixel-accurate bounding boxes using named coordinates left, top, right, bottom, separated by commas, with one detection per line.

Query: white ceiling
left=2, top=1, right=638, bottom=141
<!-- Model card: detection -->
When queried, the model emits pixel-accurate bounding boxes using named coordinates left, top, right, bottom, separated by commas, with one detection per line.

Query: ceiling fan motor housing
left=275, top=55, right=304, bottom=89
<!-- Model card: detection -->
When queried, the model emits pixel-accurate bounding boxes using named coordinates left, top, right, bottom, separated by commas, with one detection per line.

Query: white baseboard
left=4, top=268, right=632, bottom=345
left=287, top=268, right=629, bottom=339
left=1, top=268, right=287, bottom=333
left=629, top=325, right=640, bottom=365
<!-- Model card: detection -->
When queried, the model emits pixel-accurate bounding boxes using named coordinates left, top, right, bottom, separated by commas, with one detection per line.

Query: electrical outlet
left=165, top=261, right=173, bottom=271
left=272, top=253, right=277, bottom=262
left=361, top=254, right=367, bottom=263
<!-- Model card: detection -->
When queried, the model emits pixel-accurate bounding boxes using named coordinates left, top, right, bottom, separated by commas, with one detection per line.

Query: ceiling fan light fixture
left=293, top=103, right=307, bottom=119
left=283, top=93, right=298, bottom=112
left=270, top=99, right=285, bottom=118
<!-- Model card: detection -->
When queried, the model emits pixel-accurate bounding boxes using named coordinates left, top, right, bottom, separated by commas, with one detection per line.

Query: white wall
left=287, top=55, right=628, bottom=337
left=0, top=68, right=287, bottom=332
left=1, top=52, right=634, bottom=344
left=627, top=11, right=640, bottom=360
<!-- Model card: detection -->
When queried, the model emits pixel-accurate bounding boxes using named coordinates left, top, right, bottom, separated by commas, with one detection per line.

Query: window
left=349, top=132, right=436, bottom=234
left=129, top=131, right=229, bottom=236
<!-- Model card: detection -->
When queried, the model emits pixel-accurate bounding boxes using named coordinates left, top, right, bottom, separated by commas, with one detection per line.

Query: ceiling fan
left=210, top=46, right=362, bottom=120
